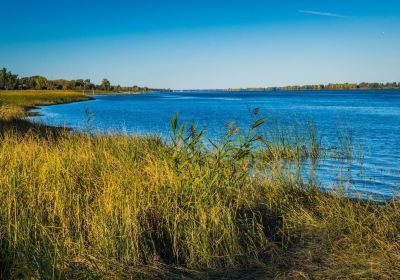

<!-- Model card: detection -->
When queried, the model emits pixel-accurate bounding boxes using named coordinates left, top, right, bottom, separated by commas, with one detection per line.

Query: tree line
left=0, top=68, right=151, bottom=92
left=243, top=82, right=400, bottom=91
left=2, top=67, right=399, bottom=92
left=278, top=82, right=400, bottom=91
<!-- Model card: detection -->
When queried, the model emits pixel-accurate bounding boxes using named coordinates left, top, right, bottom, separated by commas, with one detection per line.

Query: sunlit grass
left=0, top=95, right=398, bottom=279
left=0, top=90, right=91, bottom=109
left=0, top=90, right=90, bottom=138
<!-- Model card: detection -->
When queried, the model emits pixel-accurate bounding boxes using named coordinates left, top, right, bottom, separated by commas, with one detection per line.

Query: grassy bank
left=0, top=90, right=91, bottom=107
left=0, top=93, right=399, bottom=279
left=0, top=90, right=91, bottom=135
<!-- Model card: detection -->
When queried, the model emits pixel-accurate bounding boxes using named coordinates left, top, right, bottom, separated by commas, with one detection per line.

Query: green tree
left=0, top=68, right=6, bottom=89
left=101, top=79, right=111, bottom=91
left=0, top=68, right=18, bottom=90
left=84, top=79, right=91, bottom=92
left=31, top=76, right=48, bottom=90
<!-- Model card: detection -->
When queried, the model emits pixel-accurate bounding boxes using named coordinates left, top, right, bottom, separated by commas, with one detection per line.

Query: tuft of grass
left=0, top=105, right=26, bottom=120
left=331, top=126, right=354, bottom=160
left=307, top=120, right=320, bottom=161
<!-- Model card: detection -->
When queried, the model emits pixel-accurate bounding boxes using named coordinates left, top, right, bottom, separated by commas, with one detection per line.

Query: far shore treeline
left=226, top=82, right=400, bottom=91
left=258, top=82, right=400, bottom=91
left=1, top=67, right=400, bottom=92
left=0, top=68, right=154, bottom=93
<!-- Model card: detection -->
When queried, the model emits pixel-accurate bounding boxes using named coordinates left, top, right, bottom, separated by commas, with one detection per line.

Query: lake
left=30, top=90, right=400, bottom=199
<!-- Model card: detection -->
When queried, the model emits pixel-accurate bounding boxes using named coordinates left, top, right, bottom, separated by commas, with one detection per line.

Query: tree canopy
left=0, top=68, right=152, bottom=93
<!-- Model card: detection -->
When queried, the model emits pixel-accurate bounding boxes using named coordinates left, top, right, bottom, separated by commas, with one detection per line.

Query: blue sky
left=1, top=0, right=399, bottom=89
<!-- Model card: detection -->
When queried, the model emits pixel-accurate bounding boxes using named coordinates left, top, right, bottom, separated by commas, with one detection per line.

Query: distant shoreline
left=172, top=88, right=400, bottom=93
left=27, top=96, right=94, bottom=118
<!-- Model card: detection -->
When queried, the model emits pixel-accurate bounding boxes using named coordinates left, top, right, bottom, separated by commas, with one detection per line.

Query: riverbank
left=0, top=92, right=399, bottom=279
left=0, top=90, right=92, bottom=113
left=0, top=90, right=92, bottom=136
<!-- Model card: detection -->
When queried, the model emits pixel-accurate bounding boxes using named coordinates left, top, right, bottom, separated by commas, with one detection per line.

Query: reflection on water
left=29, top=90, right=400, bottom=199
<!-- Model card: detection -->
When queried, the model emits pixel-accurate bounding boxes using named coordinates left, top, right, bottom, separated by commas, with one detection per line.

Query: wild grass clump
left=331, top=125, right=355, bottom=160
left=0, top=109, right=399, bottom=279
left=0, top=104, right=26, bottom=120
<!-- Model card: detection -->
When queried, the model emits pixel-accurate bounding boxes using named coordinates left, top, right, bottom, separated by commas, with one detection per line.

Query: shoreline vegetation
left=0, top=68, right=156, bottom=93
left=0, top=89, right=399, bottom=279
left=223, top=82, right=400, bottom=92
left=176, top=83, right=400, bottom=92
left=2, top=68, right=400, bottom=93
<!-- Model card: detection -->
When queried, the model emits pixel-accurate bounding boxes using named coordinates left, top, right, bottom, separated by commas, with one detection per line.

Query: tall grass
left=0, top=90, right=90, bottom=138
left=0, top=94, right=398, bottom=278
left=0, top=90, right=91, bottom=108
left=0, top=111, right=399, bottom=279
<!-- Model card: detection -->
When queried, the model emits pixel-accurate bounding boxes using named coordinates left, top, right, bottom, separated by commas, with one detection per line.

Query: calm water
left=30, top=90, right=400, bottom=199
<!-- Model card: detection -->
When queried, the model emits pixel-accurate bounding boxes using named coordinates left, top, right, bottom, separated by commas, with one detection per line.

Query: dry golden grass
left=0, top=90, right=91, bottom=108
left=0, top=90, right=90, bottom=138
left=0, top=128, right=398, bottom=279
left=0, top=92, right=398, bottom=279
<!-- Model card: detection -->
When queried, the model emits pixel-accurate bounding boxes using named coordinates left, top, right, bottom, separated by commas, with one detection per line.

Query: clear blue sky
left=1, top=0, right=399, bottom=89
